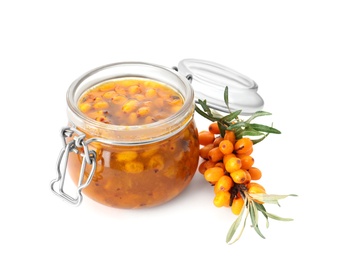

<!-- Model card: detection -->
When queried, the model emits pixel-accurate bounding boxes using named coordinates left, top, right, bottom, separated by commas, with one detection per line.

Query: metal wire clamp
left=50, top=126, right=97, bottom=206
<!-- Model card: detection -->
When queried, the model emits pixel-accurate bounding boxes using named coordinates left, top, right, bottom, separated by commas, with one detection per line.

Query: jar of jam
left=51, top=59, right=264, bottom=209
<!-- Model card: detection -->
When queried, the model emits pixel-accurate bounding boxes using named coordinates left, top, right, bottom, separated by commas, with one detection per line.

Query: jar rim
left=66, top=61, right=195, bottom=144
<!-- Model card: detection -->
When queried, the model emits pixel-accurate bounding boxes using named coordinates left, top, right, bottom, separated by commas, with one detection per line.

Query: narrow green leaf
left=249, top=202, right=258, bottom=227
left=249, top=194, right=275, bottom=205
left=198, top=99, right=210, bottom=114
left=226, top=198, right=248, bottom=244
left=226, top=121, right=247, bottom=130
left=253, top=222, right=266, bottom=239
left=240, top=130, right=265, bottom=137
left=250, top=123, right=281, bottom=134
left=259, top=211, right=294, bottom=222
left=251, top=133, right=269, bottom=145
left=226, top=206, right=245, bottom=243
left=221, top=110, right=242, bottom=122
left=255, top=202, right=269, bottom=228
left=224, top=86, right=229, bottom=106
left=211, top=110, right=224, bottom=119
left=224, top=86, right=231, bottom=113
left=195, top=104, right=216, bottom=122
left=249, top=202, right=265, bottom=239
left=197, top=99, right=213, bottom=116
left=227, top=206, right=250, bottom=245
left=250, top=193, right=297, bottom=204
left=234, top=128, right=246, bottom=140
left=218, top=122, right=227, bottom=137
left=246, top=111, right=272, bottom=123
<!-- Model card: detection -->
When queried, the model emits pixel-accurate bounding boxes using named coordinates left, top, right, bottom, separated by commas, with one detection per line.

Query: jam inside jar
left=56, top=62, right=199, bottom=208
left=68, top=119, right=199, bottom=208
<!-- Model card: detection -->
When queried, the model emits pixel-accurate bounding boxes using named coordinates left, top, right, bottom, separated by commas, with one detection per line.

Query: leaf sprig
left=195, top=86, right=281, bottom=144
left=195, top=86, right=297, bottom=244
left=226, top=191, right=297, bottom=244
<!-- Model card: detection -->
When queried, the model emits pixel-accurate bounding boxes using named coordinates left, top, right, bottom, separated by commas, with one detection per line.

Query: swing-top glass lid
left=177, top=59, right=264, bottom=115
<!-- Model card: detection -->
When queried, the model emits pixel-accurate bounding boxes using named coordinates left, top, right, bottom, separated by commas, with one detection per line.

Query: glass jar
left=52, top=62, right=199, bottom=209
left=51, top=59, right=264, bottom=209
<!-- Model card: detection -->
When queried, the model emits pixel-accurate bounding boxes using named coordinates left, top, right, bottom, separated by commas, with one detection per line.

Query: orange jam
left=77, top=78, right=184, bottom=125
left=68, top=78, right=199, bottom=208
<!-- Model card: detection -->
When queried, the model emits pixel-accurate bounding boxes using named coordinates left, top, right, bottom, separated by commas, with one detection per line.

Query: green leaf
left=240, top=129, right=265, bottom=137
left=197, top=99, right=213, bottom=116
left=255, top=202, right=269, bottom=228
left=250, top=194, right=297, bottom=204
left=258, top=210, right=294, bottom=222
left=226, top=206, right=245, bottom=243
left=249, top=202, right=265, bottom=239
left=227, top=212, right=249, bottom=244
left=250, top=123, right=281, bottom=134
left=249, top=202, right=258, bottom=226
left=234, top=128, right=245, bottom=139
left=211, top=109, right=224, bottom=119
left=218, top=122, right=227, bottom=138
left=226, top=121, right=247, bottom=130
left=195, top=104, right=216, bottom=122
left=226, top=199, right=248, bottom=244
left=221, top=110, right=241, bottom=122
left=246, top=111, right=272, bottom=123
left=224, top=86, right=231, bottom=113
left=251, top=133, right=269, bottom=145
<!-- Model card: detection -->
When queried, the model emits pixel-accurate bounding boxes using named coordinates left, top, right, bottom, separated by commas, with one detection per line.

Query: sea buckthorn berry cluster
left=198, top=121, right=296, bottom=244
left=199, top=129, right=263, bottom=210
left=195, top=86, right=296, bottom=244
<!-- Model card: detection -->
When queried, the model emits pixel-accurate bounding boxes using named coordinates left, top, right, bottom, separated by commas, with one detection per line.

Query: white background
left=1, top=0, right=351, bottom=259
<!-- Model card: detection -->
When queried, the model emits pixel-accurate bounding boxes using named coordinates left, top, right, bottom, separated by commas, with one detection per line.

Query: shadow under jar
left=57, top=62, right=199, bottom=209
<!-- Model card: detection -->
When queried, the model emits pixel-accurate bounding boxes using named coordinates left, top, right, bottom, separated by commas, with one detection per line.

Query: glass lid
left=177, top=59, right=264, bottom=115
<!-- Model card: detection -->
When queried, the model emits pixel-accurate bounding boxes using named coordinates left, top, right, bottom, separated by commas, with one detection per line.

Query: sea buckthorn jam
left=67, top=77, right=199, bottom=208
left=78, top=78, right=184, bottom=125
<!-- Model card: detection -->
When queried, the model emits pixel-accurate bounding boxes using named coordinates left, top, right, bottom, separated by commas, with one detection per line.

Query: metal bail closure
left=50, top=126, right=97, bottom=206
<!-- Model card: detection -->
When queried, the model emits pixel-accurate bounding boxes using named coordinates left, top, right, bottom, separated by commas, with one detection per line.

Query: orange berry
left=225, top=157, right=242, bottom=173
left=198, top=160, right=216, bottom=174
left=239, top=146, right=253, bottom=156
left=198, top=161, right=207, bottom=174
left=214, top=175, right=234, bottom=193
left=231, top=196, right=245, bottom=215
left=204, top=167, right=225, bottom=183
left=208, top=147, right=224, bottom=162
left=213, top=136, right=224, bottom=147
left=224, top=130, right=236, bottom=145
left=214, top=162, right=225, bottom=170
left=230, top=169, right=247, bottom=184
left=208, top=122, right=220, bottom=135
left=248, top=167, right=262, bottom=180
left=198, top=131, right=215, bottom=146
left=247, top=182, right=266, bottom=204
left=213, top=190, right=231, bottom=207
left=199, top=143, right=214, bottom=159
left=218, top=139, right=234, bottom=155
left=244, top=170, right=251, bottom=184
left=223, top=153, right=237, bottom=166
left=247, top=182, right=266, bottom=193
left=238, top=155, right=254, bottom=170
left=234, top=137, right=253, bottom=155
